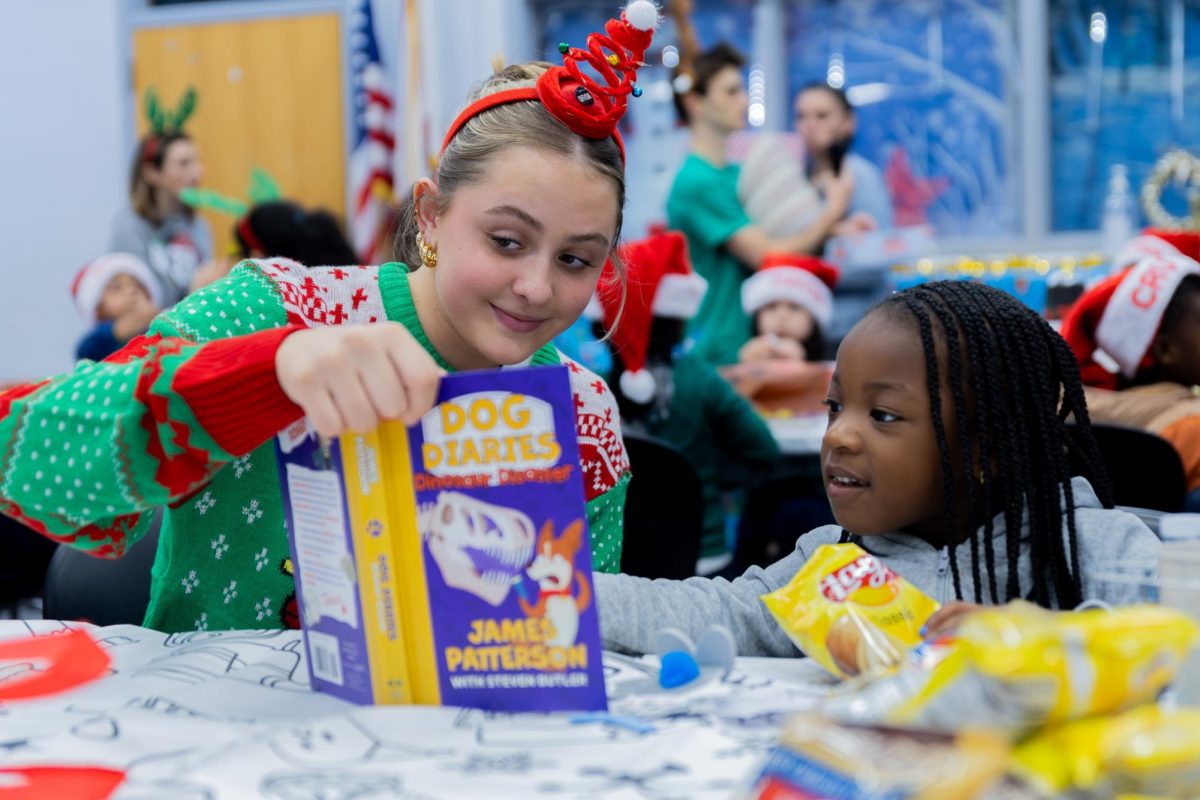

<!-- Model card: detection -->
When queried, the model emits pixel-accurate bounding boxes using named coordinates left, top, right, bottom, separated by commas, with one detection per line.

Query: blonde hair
left=396, top=62, right=626, bottom=273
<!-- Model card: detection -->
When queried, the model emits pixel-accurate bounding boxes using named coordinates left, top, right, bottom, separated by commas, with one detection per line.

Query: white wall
left=0, top=0, right=127, bottom=382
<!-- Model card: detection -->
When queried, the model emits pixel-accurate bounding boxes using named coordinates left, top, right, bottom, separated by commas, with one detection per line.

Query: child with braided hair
left=0, top=2, right=660, bottom=633
left=596, top=280, right=1161, bottom=656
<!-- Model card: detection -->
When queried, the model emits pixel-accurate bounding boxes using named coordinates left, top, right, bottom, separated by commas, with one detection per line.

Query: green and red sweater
left=0, top=259, right=631, bottom=632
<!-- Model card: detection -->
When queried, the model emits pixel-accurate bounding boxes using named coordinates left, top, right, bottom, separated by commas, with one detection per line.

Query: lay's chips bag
left=761, top=543, right=940, bottom=680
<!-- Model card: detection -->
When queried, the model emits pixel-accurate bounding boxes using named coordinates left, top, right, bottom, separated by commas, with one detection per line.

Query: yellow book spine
left=379, top=419, right=441, bottom=705
left=339, top=431, right=414, bottom=705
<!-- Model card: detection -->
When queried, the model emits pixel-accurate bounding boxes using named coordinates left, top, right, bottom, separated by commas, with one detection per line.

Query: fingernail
left=918, top=624, right=928, bottom=638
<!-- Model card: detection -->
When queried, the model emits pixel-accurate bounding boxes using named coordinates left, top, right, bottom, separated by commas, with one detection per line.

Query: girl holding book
left=0, top=2, right=661, bottom=633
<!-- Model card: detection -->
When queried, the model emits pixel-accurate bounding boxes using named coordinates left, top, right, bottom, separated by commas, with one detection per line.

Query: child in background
left=591, top=230, right=781, bottom=572
left=71, top=253, right=163, bottom=362
left=738, top=253, right=838, bottom=363
left=234, top=200, right=359, bottom=266
left=595, top=280, right=1160, bottom=656
left=1061, top=232, right=1200, bottom=509
left=0, top=2, right=659, bottom=633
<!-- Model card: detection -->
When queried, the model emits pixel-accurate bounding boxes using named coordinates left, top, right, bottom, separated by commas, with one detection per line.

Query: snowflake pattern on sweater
left=0, top=259, right=629, bottom=633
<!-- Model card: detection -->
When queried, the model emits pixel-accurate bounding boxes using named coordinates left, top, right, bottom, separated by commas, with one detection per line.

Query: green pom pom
left=558, top=42, right=570, bottom=54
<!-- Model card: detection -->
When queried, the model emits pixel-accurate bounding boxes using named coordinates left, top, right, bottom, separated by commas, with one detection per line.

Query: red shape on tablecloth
left=0, top=628, right=110, bottom=702
left=0, top=766, right=125, bottom=799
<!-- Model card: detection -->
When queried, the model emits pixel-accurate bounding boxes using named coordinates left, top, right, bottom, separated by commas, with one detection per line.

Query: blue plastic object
left=658, top=650, right=701, bottom=688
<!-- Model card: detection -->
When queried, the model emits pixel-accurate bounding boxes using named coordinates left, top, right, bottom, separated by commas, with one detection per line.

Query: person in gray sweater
left=597, top=281, right=1162, bottom=656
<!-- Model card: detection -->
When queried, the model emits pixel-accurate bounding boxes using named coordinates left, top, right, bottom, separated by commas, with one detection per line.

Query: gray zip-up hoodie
left=595, top=478, right=1161, bottom=656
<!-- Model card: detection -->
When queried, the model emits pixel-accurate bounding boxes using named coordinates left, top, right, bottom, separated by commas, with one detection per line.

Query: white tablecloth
left=0, top=621, right=837, bottom=799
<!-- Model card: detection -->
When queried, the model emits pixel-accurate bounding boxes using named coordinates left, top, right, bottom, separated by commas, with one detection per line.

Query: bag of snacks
left=743, top=713, right=1009, bottom=800
left=823, top=602, right=1198, bottom=735
left=761, top=543, right=940, bottom=679
left=1012, top=705, right=1200, bottom=797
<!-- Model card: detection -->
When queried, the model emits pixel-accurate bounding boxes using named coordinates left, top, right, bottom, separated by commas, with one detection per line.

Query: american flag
left=348, top=0, right=396, bottom=264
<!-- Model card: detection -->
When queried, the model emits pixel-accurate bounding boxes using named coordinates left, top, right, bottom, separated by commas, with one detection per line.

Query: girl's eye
left=822, top=398, right=842, bottom=414
left=559, top=253, right=595, bottom=271
left=490, top=235, right=520, bottom=251
left=871, top=409, right=900, bottom=423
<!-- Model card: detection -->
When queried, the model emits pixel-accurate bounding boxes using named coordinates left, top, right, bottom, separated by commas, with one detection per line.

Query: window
left=1050, top=0, right=1200, bottom=231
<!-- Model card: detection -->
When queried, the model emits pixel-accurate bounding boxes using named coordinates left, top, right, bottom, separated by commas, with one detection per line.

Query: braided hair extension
left=896, top=291, right=966, bottom=600
left=872, top=281, right=1112, bottom=608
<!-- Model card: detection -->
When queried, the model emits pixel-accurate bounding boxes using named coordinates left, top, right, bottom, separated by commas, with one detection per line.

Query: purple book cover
left=409, top=365, right=608, bottom=712
left=275, top=420, right=376, bottom=705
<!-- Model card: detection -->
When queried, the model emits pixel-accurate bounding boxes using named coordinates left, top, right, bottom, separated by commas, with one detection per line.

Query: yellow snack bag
left=1012, top=705, right=1200, bottom=797
left=761, top=543, right=940, bottom=679
left=824, top=602, right=1198, bottom=736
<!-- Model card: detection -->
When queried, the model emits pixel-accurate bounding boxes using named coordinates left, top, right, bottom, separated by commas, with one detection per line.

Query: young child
left=590, top=230, right=780, bottom=571
left=71, top=253, right=164, bottom=362
left=0, top=2, right=659, bottom=633
left=1061, top=233, right=1200, bottom=509
left=235, top=200, right=358, bottom=266
left=596, top=280, right=1161, bottom=656
left=738, top=253, right=838, bottom=363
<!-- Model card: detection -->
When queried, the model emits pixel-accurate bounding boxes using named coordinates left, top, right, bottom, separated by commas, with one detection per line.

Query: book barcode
left=306, top=630, right=343, bottom=686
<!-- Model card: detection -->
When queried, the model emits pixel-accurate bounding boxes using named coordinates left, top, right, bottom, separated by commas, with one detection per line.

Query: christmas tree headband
left=439, top=1, right=660, bottom=165
left=141, top=86, right=198, bottom=164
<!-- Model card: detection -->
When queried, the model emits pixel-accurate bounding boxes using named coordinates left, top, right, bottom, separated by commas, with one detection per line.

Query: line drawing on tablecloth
left=267, top=714, right=453, bottom=769
left=536, top=761, right=740, bottom=798
left=135, top=631, right=310, bottom=692
left=456, top=708, right=645, bottom=748
left=259, top=771, right=414, bottom=800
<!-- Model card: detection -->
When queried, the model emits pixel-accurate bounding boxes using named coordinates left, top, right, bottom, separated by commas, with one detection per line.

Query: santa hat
left=70, top=253, right=163, bottom=325
left=741, top=253, right=839, bottom=332
left=1142, top=228, right=1200, bottom=262
left=588, top=230, right=707, bottom=403
left=1112, top=234, right=1182, bottom=272
left=1061, top=252, right=1200, bottom=388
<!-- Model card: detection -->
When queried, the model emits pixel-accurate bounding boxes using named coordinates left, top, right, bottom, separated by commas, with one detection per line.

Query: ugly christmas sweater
left=0, top=259, right=631, bottom=633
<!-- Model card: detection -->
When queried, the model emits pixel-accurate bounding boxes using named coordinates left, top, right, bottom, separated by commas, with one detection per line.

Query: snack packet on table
left=743, top=713, right=1010, bottom=800
left=821, top=602, right=1197, bottom=736
left=1011, top=704, right=1200, bottom=798
left=761, top=543, right=940, bottom=679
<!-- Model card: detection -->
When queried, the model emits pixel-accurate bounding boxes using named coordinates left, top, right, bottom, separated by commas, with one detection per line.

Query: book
left=275, top=365, right=608, bottom=712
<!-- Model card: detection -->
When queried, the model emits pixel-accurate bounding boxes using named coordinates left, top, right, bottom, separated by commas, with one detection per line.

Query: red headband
left=439, top=2, right=658, bottom=165
left=237, top=215, right=265, bottom=255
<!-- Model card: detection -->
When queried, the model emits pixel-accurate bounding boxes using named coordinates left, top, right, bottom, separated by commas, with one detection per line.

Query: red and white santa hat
left=70, top=253, right=163, bottom=325
left=1061, top=251, right=1200, bottom=388
left=586, top=230, right=707, bottom=403
left=741, top=253, right=839, bottom=332
left=1141, top=228, right=1200, bottom=262
left=1112, top=233, right=1184, bottom=272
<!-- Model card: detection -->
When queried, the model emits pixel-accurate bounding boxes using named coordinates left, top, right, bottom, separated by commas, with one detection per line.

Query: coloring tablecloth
left=0, top=620, right=837, bottom=799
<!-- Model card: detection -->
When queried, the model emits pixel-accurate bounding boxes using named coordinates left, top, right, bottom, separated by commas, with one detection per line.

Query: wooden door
left=133, top=13, right=345, bottom=257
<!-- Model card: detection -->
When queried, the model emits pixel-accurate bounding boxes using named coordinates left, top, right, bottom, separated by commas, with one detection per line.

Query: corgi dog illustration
left=519, top=519, right=591, bottom=648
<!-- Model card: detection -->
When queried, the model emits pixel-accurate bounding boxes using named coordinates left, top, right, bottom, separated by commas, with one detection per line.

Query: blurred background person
left=111, top=127, right=212, bottom=306
left=234, top=200, right=358, bottom=266
left=70, top=253, right=162, bottom=362
left=794, top=82, right=893, bottom=233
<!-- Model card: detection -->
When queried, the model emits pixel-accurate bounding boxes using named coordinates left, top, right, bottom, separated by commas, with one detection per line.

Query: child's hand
left=275, top=323, right=445, bottom=437
left=922, top=601, right=985, bottom=639
left=739, top=335, right=805, bottom=363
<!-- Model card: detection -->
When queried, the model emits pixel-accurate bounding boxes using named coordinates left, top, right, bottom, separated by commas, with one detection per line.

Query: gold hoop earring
left=417, top=232, right=438, bottom=269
